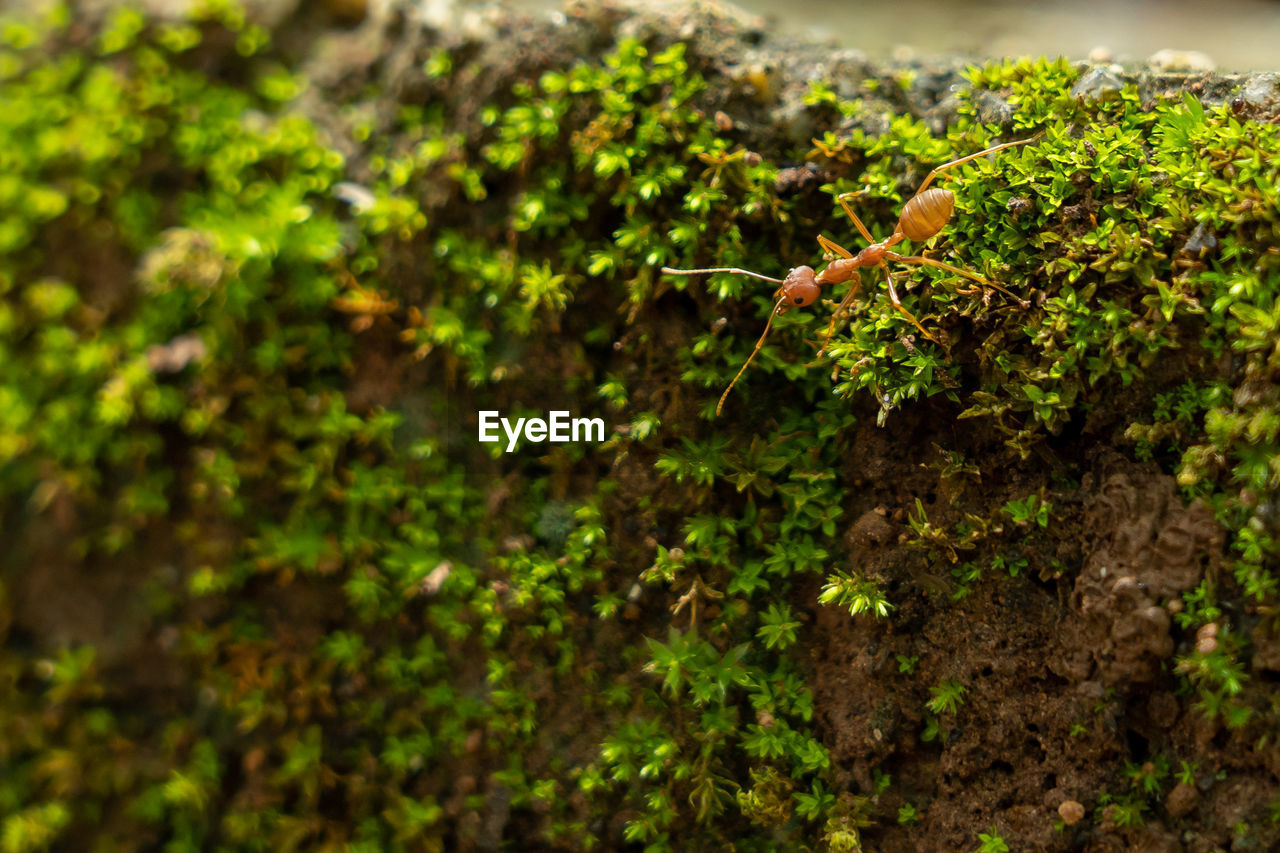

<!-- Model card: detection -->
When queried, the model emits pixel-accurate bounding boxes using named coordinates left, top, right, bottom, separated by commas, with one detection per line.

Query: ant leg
left=817, top=234, right=854, bottom=260
left=885, top=252, right=1026, bottom=305
left=717, top=295, right=789, bottom=417
left=817, top=274, right=865, bottom=356
left=913, top=135, right=1041, bottom=195
left=880, top=262, right=940, bottom=344
left=835, top=190, right=877, bottom=244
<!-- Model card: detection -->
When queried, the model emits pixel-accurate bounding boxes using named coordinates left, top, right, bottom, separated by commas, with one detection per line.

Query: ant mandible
left=663, top=135, right=1040, bottom=416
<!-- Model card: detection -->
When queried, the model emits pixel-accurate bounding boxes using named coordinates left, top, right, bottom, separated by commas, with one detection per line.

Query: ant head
left=777, top=266, right=819, bottom=313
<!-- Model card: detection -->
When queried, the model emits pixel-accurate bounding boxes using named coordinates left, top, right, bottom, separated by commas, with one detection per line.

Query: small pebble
left=890, top=44, right=916, bottom=63
left=973, top=89, right=1013, bottom=126
left=1180, top=222, right=1218, bottom=257
left=1237, top=72, right=1280, bottom=112
left=1071, top=66, right=1125, bottom=102
left=1195, top=621, right=1219, bottom=654
left=1058, top=800, right=1086, bottom=825
left=1147, top=48, right=1216, bottom=73
left=1165, top=781, right=1199, bottom=817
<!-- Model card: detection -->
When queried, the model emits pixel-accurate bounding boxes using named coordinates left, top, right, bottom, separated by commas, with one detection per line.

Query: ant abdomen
left=899, top=187, right=955, bottom=242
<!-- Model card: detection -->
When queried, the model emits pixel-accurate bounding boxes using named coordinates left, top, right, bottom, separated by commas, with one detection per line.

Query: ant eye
left=794, top=296, right=804, bottom=304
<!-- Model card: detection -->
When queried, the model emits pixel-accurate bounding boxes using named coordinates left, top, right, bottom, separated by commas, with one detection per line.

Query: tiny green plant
left=1108, top=798, right=1146, bottom=828
left=975, top=826, right=1010, bottom=853
left=819, top=570, right=893, bottom=618
left=921, top=715, right=944, bottom=743
left=1002, top=493, right=1051, bottom=527
left=1125, top=756, right=1170, bottom=798
left=926, top=679, right=968, bottom=715
left=757, top=603, right=802, bottom=650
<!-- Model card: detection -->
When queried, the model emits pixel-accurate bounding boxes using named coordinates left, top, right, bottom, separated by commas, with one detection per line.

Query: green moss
left=3, top=1, right=1280, bottom=849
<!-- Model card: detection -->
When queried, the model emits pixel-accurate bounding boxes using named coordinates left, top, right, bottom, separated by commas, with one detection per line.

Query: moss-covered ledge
left=2, top=1, right=1280, bottom=850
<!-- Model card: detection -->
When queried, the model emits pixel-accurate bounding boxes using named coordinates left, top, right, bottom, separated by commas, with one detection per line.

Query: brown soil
left=804, top=408, right=1272, bottom=851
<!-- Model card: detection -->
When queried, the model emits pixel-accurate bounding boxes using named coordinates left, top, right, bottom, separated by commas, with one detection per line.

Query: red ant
left=663, top=135, right=1040, bottom=416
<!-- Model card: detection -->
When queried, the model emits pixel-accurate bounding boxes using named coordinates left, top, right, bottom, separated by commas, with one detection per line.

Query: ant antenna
left=717, top=294, right=788, bottom=416
left=661, top=266, right=785, bottom=285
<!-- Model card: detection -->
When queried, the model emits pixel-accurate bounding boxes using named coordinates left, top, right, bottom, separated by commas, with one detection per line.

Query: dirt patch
left=809, top=429, right=1276, bottom=851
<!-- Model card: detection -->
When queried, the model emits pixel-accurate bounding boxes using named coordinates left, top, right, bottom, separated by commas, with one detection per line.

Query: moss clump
left=3, top=2, right=1280, bottom=850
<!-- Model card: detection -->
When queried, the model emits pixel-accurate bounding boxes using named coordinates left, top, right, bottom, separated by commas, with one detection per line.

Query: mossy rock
left=2, top=1, right=1280, bottom=850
